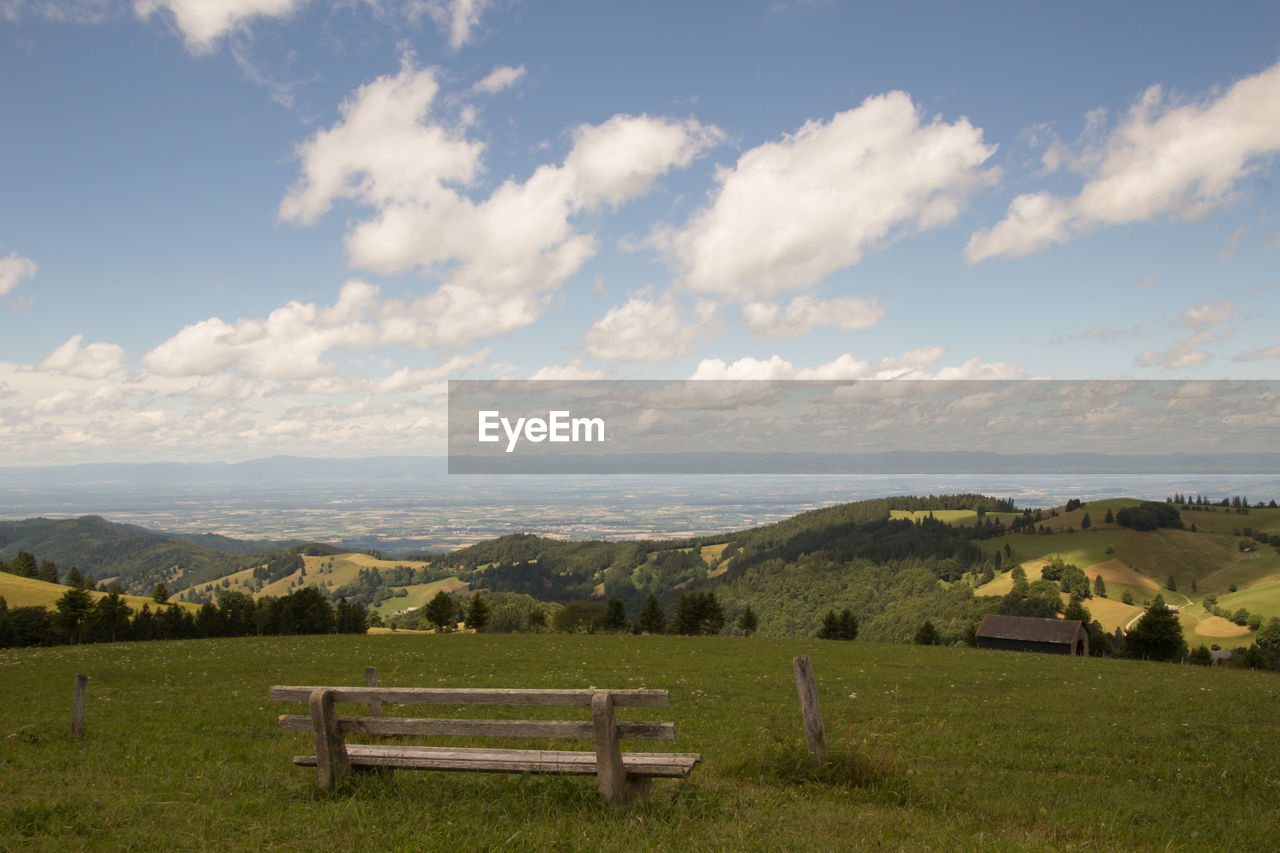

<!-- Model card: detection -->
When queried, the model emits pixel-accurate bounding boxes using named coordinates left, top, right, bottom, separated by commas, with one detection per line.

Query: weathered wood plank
left=270, top=686, right=670, bottom=707
left=792, top=655, right=827, bottom=765
left=309, top=688, right=349, bottom=789
left=70, top=674, right=88, bottom=739
left=277, top=714, right=676, bottom=740
left=362, top=667, right=383, bottom=717
left=290, top=745, right=701, bottom=778
left=592, top=691, right=626, bottom=801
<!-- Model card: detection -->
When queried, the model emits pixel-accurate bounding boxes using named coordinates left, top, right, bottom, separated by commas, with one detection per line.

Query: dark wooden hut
left=975, top=614, right=1089, bottom=656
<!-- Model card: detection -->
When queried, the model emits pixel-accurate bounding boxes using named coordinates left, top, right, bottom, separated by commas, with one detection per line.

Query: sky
left=2, top=0, right=1280, bottom=465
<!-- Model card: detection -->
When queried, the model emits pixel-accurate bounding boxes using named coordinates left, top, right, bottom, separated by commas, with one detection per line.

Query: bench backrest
left=270, top=686, right=677, bottom=742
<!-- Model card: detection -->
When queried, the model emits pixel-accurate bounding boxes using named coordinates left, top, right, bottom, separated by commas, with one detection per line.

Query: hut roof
left=977, top=614, right=1083, bottom=644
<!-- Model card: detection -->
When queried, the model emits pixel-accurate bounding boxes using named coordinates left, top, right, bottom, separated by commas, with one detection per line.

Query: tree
left=817, top=608, right=858, bottom=640
left=91, top=592, right=132, bottom=642
left=600, top=596, right=627, bottom=633
left=1104, top=508, right=1115, bottom=524
left=65, top=565, right=84, bottom=589
left=1121, top=590, right=1134, bottom=606
left=152, top=582, right=169, bottom=604
left=1188, top=645, right=1213, bottom=666
left=1125, top=594, right=1187, bottom=662
left=9, top=551, right=37, bottom=578
left=54, top=586, right=94, bottom=643
left=736, top=605, right=758, bottom=636
left=673, top=591, right=724, bottom=636
left=37, top=560, right=59, bottom=584
left=424, top=590, right=457, bottom=631
left=465, top=594, right=490, bottom=632
left=337, top=598, right=370, bottom=634
left=1063, top=596, right=1092, bottom=625
left=1080, top=512, right=1092, bottom=530
left=914, top=620, right=941, bottom=645
left=636, top=593, right=666, bottom=634
left=1093, top=575, right=1107, bottom=597
left=1165, top=575, right=1177, bottom=592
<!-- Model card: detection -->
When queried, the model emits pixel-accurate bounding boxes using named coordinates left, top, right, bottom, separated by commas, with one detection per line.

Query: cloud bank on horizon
left=1, top=0, right=1279, bottom=463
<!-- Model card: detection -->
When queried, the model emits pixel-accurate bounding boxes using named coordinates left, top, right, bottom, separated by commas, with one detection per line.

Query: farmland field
left=2, top=633, right=1279, bottom=851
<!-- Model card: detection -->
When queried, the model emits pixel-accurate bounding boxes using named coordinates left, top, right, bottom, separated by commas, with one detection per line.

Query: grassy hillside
left=2, top=633, right=1278, bottom=850
left=0, top=573, right=198, bottom=613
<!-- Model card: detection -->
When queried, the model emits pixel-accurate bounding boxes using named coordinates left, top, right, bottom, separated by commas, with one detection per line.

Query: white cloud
left=471, top=64, right=525, bottom=95
left=1220, top=226, right=1246, bottom=261
left=372, top=348, right=491, bottom=394
left=134, top=0, right=308, bottom=52
left=279, top=60, right=482, bottom=226
left=528, top=359, right=608, bottom=380
left=282, top=59, right=721, bottom=349
left=658, top=91, right=997, bottom=299
left=1235, top=343, right=1280, bottom=362
left=564, top=114, right=725, bottom=210
left=1135, top=331, right=1214, bottom=369
left=969, top=59, right=1280, bottom=261
left=37, top=334, right=127, bottom=379
left=689, top=346, right=966, bottom=381
left=143, top=281, right=382, bottom=379
left=741, top=294, right=884, bottom=338
left=584, top=293, right=714, bottom=362
left=1177, top=300, right=1234, bottom=330
left=0, top=252, right=37, bottom=295
left=0, top=0, right=112, bottom=24
left=424, top=0, right=492, bottom=49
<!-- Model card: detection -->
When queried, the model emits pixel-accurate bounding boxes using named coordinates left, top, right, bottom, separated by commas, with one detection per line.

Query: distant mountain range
left=4, top=451, right=1280, bottom=486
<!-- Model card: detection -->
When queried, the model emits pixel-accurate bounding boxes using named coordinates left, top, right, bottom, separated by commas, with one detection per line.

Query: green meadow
left=3, top=633, right=1279, bottom=851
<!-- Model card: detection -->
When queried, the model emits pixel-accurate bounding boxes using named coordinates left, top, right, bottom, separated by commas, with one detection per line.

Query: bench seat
left=292, top=744, right=701, bottom=777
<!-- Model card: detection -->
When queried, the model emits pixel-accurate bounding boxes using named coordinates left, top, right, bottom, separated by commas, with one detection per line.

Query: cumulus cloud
left=1177, top=300, right=1234, bottom=330
left=688, top=346, right=988, bottom=381
left=1235, top=343, right=1280, bottom=362
left=134, top=0, right=309, bottom=52
left=528, top=359, right=609, bottom=380
left=282, top=59, right=721, bottom=349
left=37, top=334, right=127, bottom=379
left=0, top=252, right=37, bottom=295
left=968, top=59, right=1280, bottom=261
left=658, top=91, right=997, bottom=299
left=584, top=293, right=716, bottom=363
left=1135, top=332, right=1214, bottom=369
left=741, top=294, right=884, bottom=338
left=471, top=64, right=525, bottom=95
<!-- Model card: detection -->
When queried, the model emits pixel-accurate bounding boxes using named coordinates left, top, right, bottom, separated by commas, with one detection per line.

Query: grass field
left=2, top=633, right=1279, bottom=851
left=889, top=509, right=978, bottom=523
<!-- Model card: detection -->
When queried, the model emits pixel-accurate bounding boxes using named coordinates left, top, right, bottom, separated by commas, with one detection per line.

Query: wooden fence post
left=363, top=666, right=383, bottom=716
left=71, top=674, right=89, bottom=739
left=792, top=655, right=826, bottom=765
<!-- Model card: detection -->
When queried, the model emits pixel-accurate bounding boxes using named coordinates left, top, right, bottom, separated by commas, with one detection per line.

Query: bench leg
left=309, top=688, right=350, bottom=789
left=591, top=692, right=627, bottom=802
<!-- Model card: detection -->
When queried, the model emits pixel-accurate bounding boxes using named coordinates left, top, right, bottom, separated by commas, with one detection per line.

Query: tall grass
left=2, top=633, right=1278, bottom=850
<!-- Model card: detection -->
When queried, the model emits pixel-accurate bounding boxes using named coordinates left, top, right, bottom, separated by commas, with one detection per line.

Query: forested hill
left=432, top=495, right=1017, bottom=617
left=0, top=516, right=336, bottom=595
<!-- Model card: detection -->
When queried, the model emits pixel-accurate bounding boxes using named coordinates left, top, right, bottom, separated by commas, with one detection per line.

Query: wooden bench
left=270, top=684, right=701, bottom=803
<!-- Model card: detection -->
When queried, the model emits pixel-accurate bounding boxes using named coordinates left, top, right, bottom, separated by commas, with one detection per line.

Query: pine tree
left=914, top=620, right=941, bottom=645
left=9, top=551, right=37, bottom=578
left=1080, top=512, right=1092, bottom=530
left=636, top=593, right=666, bottom=634
left=601, top=597, right=626, bottom=632
left=736, top=605, right=758, bottom=636
left=55, top=586, right=94, bottom=644
left=464, top=594, right=490, bottom=632
left=152, top=582, right=169, bottom=604
left=424, top=590, right=456, bottom=631
left=1125, top=594, right=1187, bottom=662
left=1104, top=508, right=1115, bottom=524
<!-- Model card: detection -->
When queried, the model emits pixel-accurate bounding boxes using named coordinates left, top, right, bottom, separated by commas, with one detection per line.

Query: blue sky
left=2, top=0, right=1279, bottom=464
